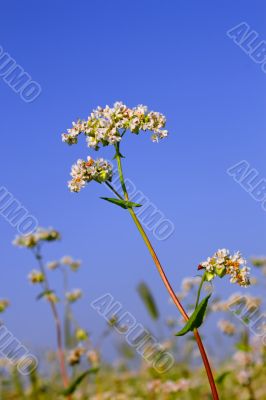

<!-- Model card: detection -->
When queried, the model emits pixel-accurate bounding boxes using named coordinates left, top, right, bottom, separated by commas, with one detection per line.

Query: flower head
left=28, top=270, right=45, bottom=284
left=13, top=228, right=60, bottom=248
left=68, top=156, right=113, bottom=192
left=60, top=256, right=81, bottom=271
left=66, top=289, right=82, bottom=303
left=47, top=261, right=60, bottom=270
left=62, top=102, right=168, bottom=150
left=75, top=328, right=88, bottom=342
left=199, top=249, right=250, bottom=287
left=87, top=350, right=100, bottom=367
left=67, top=347, right=85, bottom=366
left=0, top=299, right=9, bottom=313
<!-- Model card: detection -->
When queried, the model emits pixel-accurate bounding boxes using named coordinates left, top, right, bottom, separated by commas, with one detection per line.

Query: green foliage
left=100, top=197, right=142, bottom=209
left=137, top=282, right=159, bottom=320
left=61, top=367, right=99, bottom=396
left=175, top=294, right=211, bottom=336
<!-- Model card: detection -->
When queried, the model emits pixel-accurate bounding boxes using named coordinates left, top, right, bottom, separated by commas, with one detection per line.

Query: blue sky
left=0, top=0, right=265, bottom=357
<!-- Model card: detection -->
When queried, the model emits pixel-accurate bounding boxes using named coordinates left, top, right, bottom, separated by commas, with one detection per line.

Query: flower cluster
left=47, top=256, right=81, bottom=271
left=0, top=299, right=9, bottom=313
left=66, top=289, right=82, bottom=303
left=13, top=228, right=60, bottom=248
left=147, top=378, right=191, bottom=394
left=62, top=102, right=168, bottom=150
left=67, top=347, right=86, bottom=366
left=199, top=249, right=250, bottom=287
left=28, top=270, right=45, bottom=284
left=68, top=156, right=113, bottom=192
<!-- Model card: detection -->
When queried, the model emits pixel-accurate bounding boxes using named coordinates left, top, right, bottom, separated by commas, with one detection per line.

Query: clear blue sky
left=0, top=0, right=265, bottom=355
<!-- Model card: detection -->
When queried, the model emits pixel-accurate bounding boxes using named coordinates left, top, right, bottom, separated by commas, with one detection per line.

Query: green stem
left=195, top=273, right=207, bottom=308
left=33, top=247, right=70, bottom=396
left=111, top=148, right=219, bottom=400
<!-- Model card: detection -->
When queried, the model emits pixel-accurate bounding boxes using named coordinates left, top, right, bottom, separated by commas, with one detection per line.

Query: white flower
left=13, top=228, right=60, bottom=248
left=66, top=289, right=82, bottom=303
left=68, top=156, right=113, bottom=193
left=62, top=102, right=168, bottom=150
left=199, top=249, right=251, bottom=287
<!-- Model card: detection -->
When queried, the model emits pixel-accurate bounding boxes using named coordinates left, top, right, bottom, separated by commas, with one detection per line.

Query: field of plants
left=0, top=101, right=265, bottom=399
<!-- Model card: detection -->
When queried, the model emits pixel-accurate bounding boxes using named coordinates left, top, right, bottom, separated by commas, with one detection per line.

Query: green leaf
left=100, top=197, right=142, bottom=209
left=215, top=371, right=231, bottom=384
left=235, top=342, right=252, bottom=352
left=175, top=294, right=211, bottom=336
left=137, top=282, right=159, bottom=320
left=36, top=290, right=54, bottom=301
left=62, top=368, right=99, bottom=396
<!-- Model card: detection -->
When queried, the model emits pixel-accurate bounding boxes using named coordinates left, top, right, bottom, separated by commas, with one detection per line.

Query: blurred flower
left=212, top=293, right=261, bottom=312
left=44, top=292, right=59, bottom=304
left=60, top=256, right=81, bottom=271
left=146, top=380, right=161, bottom=393
left=68, top=156, right=113, bottom=192
left=75, top=328, right=88, bottom=341
left=163, top=379, right=191, bottom=393
left=199, top=249, right=250, bottom=287
left=251, top=257, right=266, bottom=268
left=87, top=350, right=100, bottom=367
left=233, top=350, right=253, bottom=366
left=0, top=299, right=9, bottom=313
left=66, top=289, right=82, bottom=303
left=47, top=261, right=60, bottom=270
left=67, top=347, right=85, bottom=366
left=236, top=370, right=251, bottom=385
left=62, top=102, right=168, bottom=149
left=28, top=270, right=45, bottom=284
left=217, top=319, right=236, bottom=336
left=13, top=228, right=60, bottom=248
left=181, top=276, right=201, bottom=293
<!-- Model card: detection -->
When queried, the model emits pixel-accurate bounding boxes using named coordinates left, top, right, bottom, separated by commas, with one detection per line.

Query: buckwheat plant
left=13, top=229, right=71, bottom=390
left=61, top=101, right=250, bottom=399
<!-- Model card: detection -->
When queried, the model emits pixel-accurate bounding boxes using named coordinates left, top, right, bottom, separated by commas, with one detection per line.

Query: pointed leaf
left=137, top=282, right=159, bottom=320
left=101, top=197, right=142, bottom=209
left=62, top=367, right=99, bottom=396
left=175, top=294, right=211, bottom=336
left=216, top=371, right=231, bottom=384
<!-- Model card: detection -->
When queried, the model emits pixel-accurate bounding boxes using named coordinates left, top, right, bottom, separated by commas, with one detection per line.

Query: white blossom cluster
left=199, top=249, right=250, bottom=287
left=68, top=156, right=113, bottom=192
left=47, top=256, right=81, bottom=271
left=13, top=228, right=61, bottom=248
left=147, top=378, right=191, bottom=394
left=62, top=101, right=168, bottom=149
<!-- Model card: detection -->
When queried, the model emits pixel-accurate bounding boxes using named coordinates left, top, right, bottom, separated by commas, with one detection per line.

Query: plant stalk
left=111, top=144, right=219, bottom=400
left=34, top=248, right=70, bottom=396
